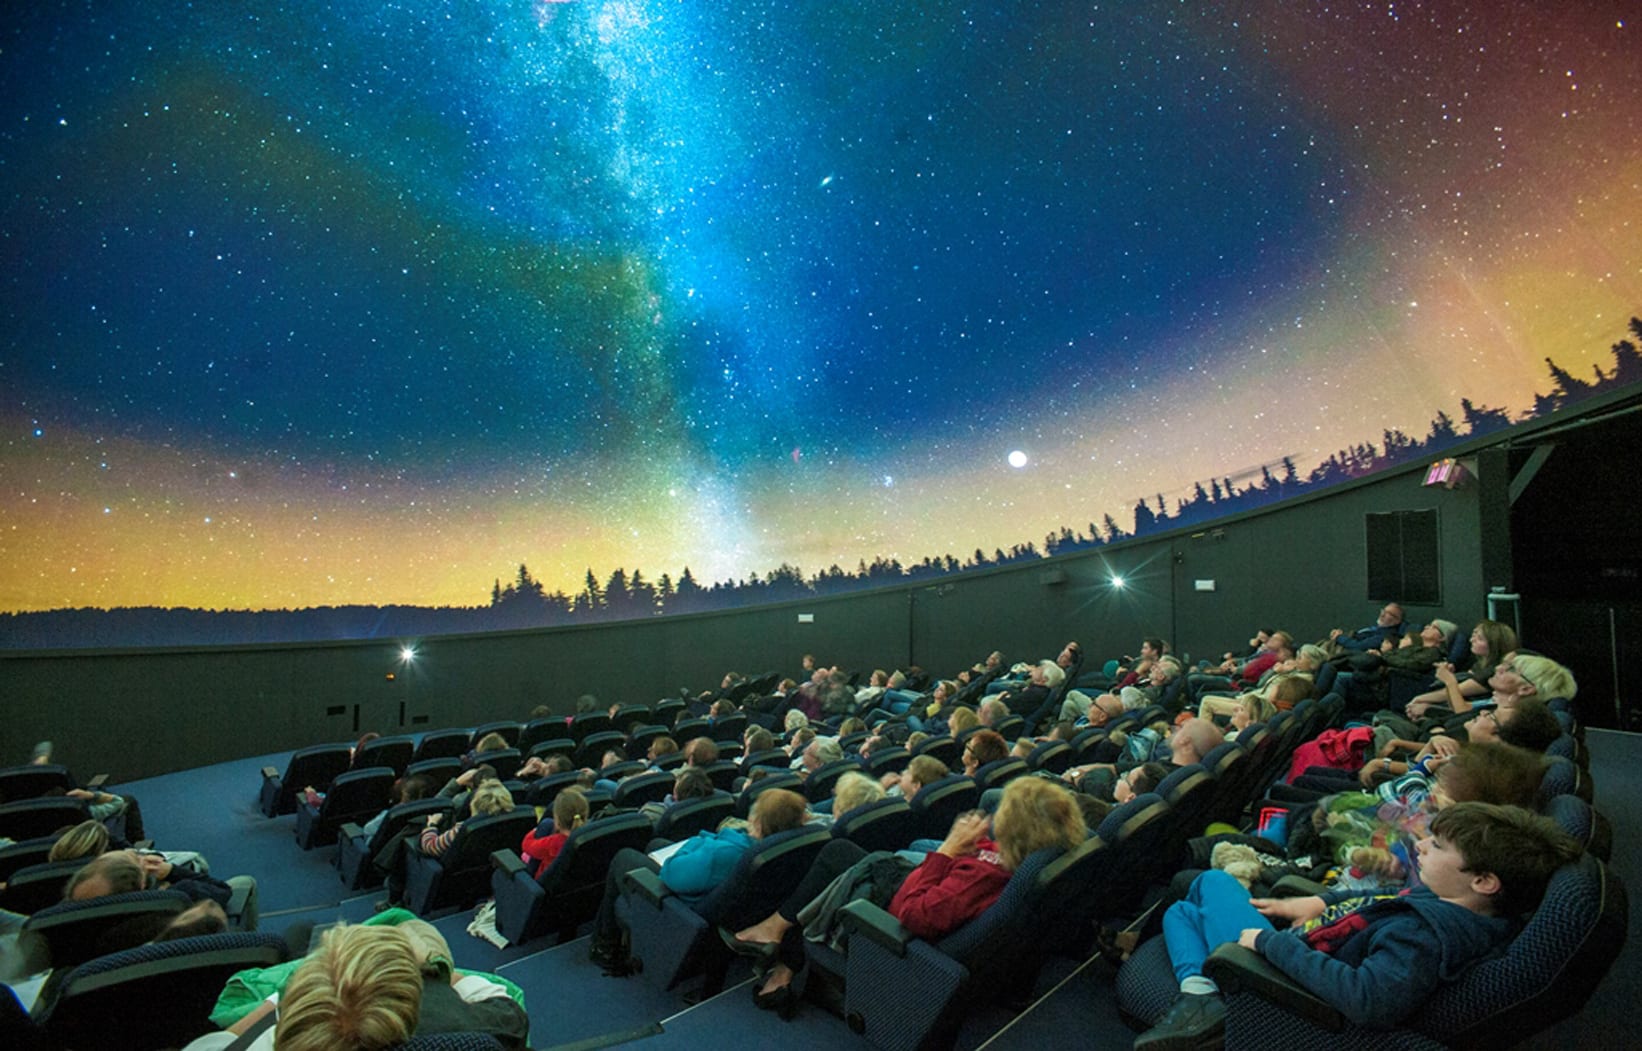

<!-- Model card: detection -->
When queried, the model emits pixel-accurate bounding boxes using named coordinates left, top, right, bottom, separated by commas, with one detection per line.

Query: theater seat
left=37, top=932, right=290, bottom=1051
left=489, top=809, right=655, bottom=945
left=336, top=798, right=454, bottom=890
left=401, top=807, right=537, bottom=917
left=1116, top=853, right=1628, bottom=1050
left=294, top=765, right=395, bottom=850
left=258, top=744, right=351, bottom=818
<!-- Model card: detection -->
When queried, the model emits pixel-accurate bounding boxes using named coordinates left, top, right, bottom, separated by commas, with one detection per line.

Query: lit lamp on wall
left=1422, top=458, right=1471, bottom=489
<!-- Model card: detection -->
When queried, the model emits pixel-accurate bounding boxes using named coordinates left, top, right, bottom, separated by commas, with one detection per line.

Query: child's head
left=552, top=787, right=590, bottom=833
left=1424, top=802, right=1580, bottom=916
left=1435, top=742, right=1547, bottom=809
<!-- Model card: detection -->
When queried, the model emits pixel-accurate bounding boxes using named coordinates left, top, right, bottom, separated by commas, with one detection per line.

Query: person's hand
left=66, top=788, right=96, bottom=800
left=135, top=852, right=171, bottom=880
left=1427, top=735, right=1461, bottom=757
left=1405, top=700, right=1428, bottom=719
left=1251, top=895, right=1327, bottom=925
left=1433, top=662, right=1459, bottom=687
left=1359, top=761, right=1388, bottom=788
left=1238, top=928, right=1264, bottom=950
left=1329, top=628, right=1343, bottom=640
left=455, top=768, right=480, bottom=787
left=937, top=811, right=990, bottom=858
left=1380, top=638, right=1394, bottom=653
left=1398, top=635, right=1415, bottom=650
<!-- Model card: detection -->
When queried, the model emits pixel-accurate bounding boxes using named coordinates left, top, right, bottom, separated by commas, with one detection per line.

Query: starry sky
left=2, top=1, right=1639, bottom=614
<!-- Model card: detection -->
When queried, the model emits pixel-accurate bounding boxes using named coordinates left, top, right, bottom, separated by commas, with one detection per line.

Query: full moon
left=1007, top=450, right=1028, bottom=468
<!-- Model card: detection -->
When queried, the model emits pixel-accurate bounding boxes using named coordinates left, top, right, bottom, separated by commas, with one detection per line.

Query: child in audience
left=1134, top=802, right=1580, bottom=1049
left=521, top=788, right=588, bottom=873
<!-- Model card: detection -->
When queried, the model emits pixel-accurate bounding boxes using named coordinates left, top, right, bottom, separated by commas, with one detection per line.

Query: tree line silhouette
left=4, top=317, right=1639, bottom=649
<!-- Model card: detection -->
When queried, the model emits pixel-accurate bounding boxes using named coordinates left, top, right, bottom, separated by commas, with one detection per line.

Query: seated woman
left=419, top=780, right=514, bottom=858
left=588, top=788, right=811, bottom=974
left=822, top=771, right=886, bottom=823
left=1376, top=651, right=1575, bottom=744
left=65, top=849, right=259, bottom=930
left=358, top=774, right=434, bottom=840
left=1404, top=619, right=1517, bottom=720
left=729, top=776, right=1087, bottom=1017
left=1198, top=674, right=1307, bottom=725
left=883, top=755, right=949, bottom=799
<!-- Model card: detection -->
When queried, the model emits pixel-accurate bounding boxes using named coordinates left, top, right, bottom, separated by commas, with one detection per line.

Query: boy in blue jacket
left=1135, top=801, right=1581, bottom=1050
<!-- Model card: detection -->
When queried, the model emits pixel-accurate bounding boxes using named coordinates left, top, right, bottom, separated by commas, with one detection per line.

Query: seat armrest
left=133, top=839, right=154, bottom=850
left=1270, top=875, right=1329, bottom=898
left=491, top=849, right=526, bottom=876
left=622, top=865, right=671, bottom=907
left=1204, top=944, right=1345, bottom=1030
left=85, top=773, right=110, bottom=790
left=261, top=766, right=280, bottom=781
left=839, top=898, right=910, bottom=958
left=339, top=822, right=365, bottom=841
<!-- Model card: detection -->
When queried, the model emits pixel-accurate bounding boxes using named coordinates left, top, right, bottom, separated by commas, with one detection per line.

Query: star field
left=2, top=1, right=1639, bottom=613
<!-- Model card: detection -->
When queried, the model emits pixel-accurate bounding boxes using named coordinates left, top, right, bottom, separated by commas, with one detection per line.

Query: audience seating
left=402, top=807, right=537, bottom=916
left=354, top=734, right=416, bottom=777
left=907, top=775, right=980, bottom=840
left=470, top=721, right=523, bottom=749
left=574, top=731, right=627, bottom=768
left=36, top=932, right=290, bottom=1051
left=0, top=835, right=59, bottom=884
left=971, top=757, right=1029, bottom=792
left=405, top=756, right=462, bottom=787
left=1117, top=853, right=1628, bottom=1050
left=570, top=712, right=613, bottom=742
left=865, top=746, right=913, bottom=778
left=736, top=772, right=803, bottom=818
left=0, top=763, right=76, bottom=802
left=335, top=797, right=454, bottom=890
left=831, top=797, right=916, bottom=853
left=912, top=735, right=960, bottom=769
left=0, top=859, right=88, bottom=915
left=412, top=729, right=472, bottom=765
left=611, top=770, right=674, bottom=808
left=517, top=718, right=572, bottom=755
left=490, top=810, right=656, bottom=944
left=18, top=888, right=191, bottom=975
left=618, top=825, right=832, bottom=993
left=653, top=793, right=737, bottom=843
left=294, top=765, right=395, bottom=850
left=258, top=745, right=351, bottom=819
left=813, top=845, right=1074, bottom=1051
left=0, top=798, right=89, bottom=841
left=803, top=760, right=856, bottom=804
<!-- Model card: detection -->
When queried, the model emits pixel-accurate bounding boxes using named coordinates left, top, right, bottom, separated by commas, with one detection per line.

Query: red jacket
left=520, top=829, right=569, bottom=871
left=888, top=838, right=1011, bottom=941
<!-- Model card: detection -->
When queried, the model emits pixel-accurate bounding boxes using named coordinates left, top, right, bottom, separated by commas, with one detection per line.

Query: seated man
left=1328, top=602, right=1406, bottom=653
left=1134, top=801, right=1580, bottom=1049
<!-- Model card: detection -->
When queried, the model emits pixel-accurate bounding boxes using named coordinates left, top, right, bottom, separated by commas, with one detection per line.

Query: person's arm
left=888, top=819, right=1005, bottom=940
left=1251, top=914, right=1446, bottom=1028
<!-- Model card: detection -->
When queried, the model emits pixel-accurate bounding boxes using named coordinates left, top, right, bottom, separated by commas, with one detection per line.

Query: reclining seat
left=295, top=765, right=396, bottom=850
left=38, top=931, right=289, bottom=1051
left=489, top=809, right=656, bottom=945
left=411, top=729, right=472, bottom=765
left=813, top=844, right=1074, bottom=1051
left=1116, top=853, right=1628, bottom=1050
left=353, top=734, right=416, bottom=777
left=336, top=797, right=454, bottom=890
left=831, top=798, right=916, bottom=853
left=907, top=775, right=980, bottom=841
left=0, top=859, right=89, bottom=916
left=258, top=744, right=351, bottom=818
left=17, top=889, right=191, bottom=983
left=0, top=763, right=76, bottom=802
left=401, top=806, right=536, bottom=917
left=611, top=770, right=675, bottom=809
left=0, top=798, right=88, bottom=842
left=653, top=793, right=736, bottom=843
left=617, top=824, right=832, bottom=993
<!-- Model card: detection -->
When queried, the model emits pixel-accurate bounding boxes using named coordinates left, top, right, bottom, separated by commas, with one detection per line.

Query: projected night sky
left=3, top=2, right=1639, bottom=613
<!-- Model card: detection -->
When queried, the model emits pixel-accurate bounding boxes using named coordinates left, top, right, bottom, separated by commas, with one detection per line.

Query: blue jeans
left=1162, top=869, right=1274, bottom=982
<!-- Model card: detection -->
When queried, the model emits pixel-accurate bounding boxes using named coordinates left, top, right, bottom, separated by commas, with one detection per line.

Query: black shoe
left=754, top=983, right=798, bottom=1020
left=1133, top=992, right=1225, bottom=1051
left=589, top=937, right=633, bottom=976
left=720, top=927, right=779, bottom=959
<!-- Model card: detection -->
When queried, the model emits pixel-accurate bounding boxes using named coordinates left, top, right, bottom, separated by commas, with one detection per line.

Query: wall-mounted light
left=399, top=645, right=417, bottom=663
left=1110, top=575, right=1126, bottom=590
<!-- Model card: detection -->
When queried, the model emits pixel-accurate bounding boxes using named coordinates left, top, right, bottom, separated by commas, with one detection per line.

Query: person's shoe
left=588, top=937, right=633, bottom=976
left=1133, top=992, right=1225, bottom=1051
left=720, top=926, right=779, bottom=959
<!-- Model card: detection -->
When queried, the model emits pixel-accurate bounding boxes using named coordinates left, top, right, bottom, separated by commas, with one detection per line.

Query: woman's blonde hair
left=831, top=771, right=886, bottom=816
left=947, top=707, right=981, bottom=735
left=468, top=779, right=515, bottom=818
left=783, top=709, right=811, bottom=732
left=48, top=819, right=110, bottom=862
left=1513, top=654, right=1577, bottom=701
left=274, top=925, right=422, bottom=1051
left=992, top=776, right=1086, bottom=870
left=474, top=732, right=509, bottom=754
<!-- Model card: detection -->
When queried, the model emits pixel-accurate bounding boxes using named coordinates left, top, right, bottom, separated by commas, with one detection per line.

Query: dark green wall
left=0, top=460, right=1492, bottom=782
